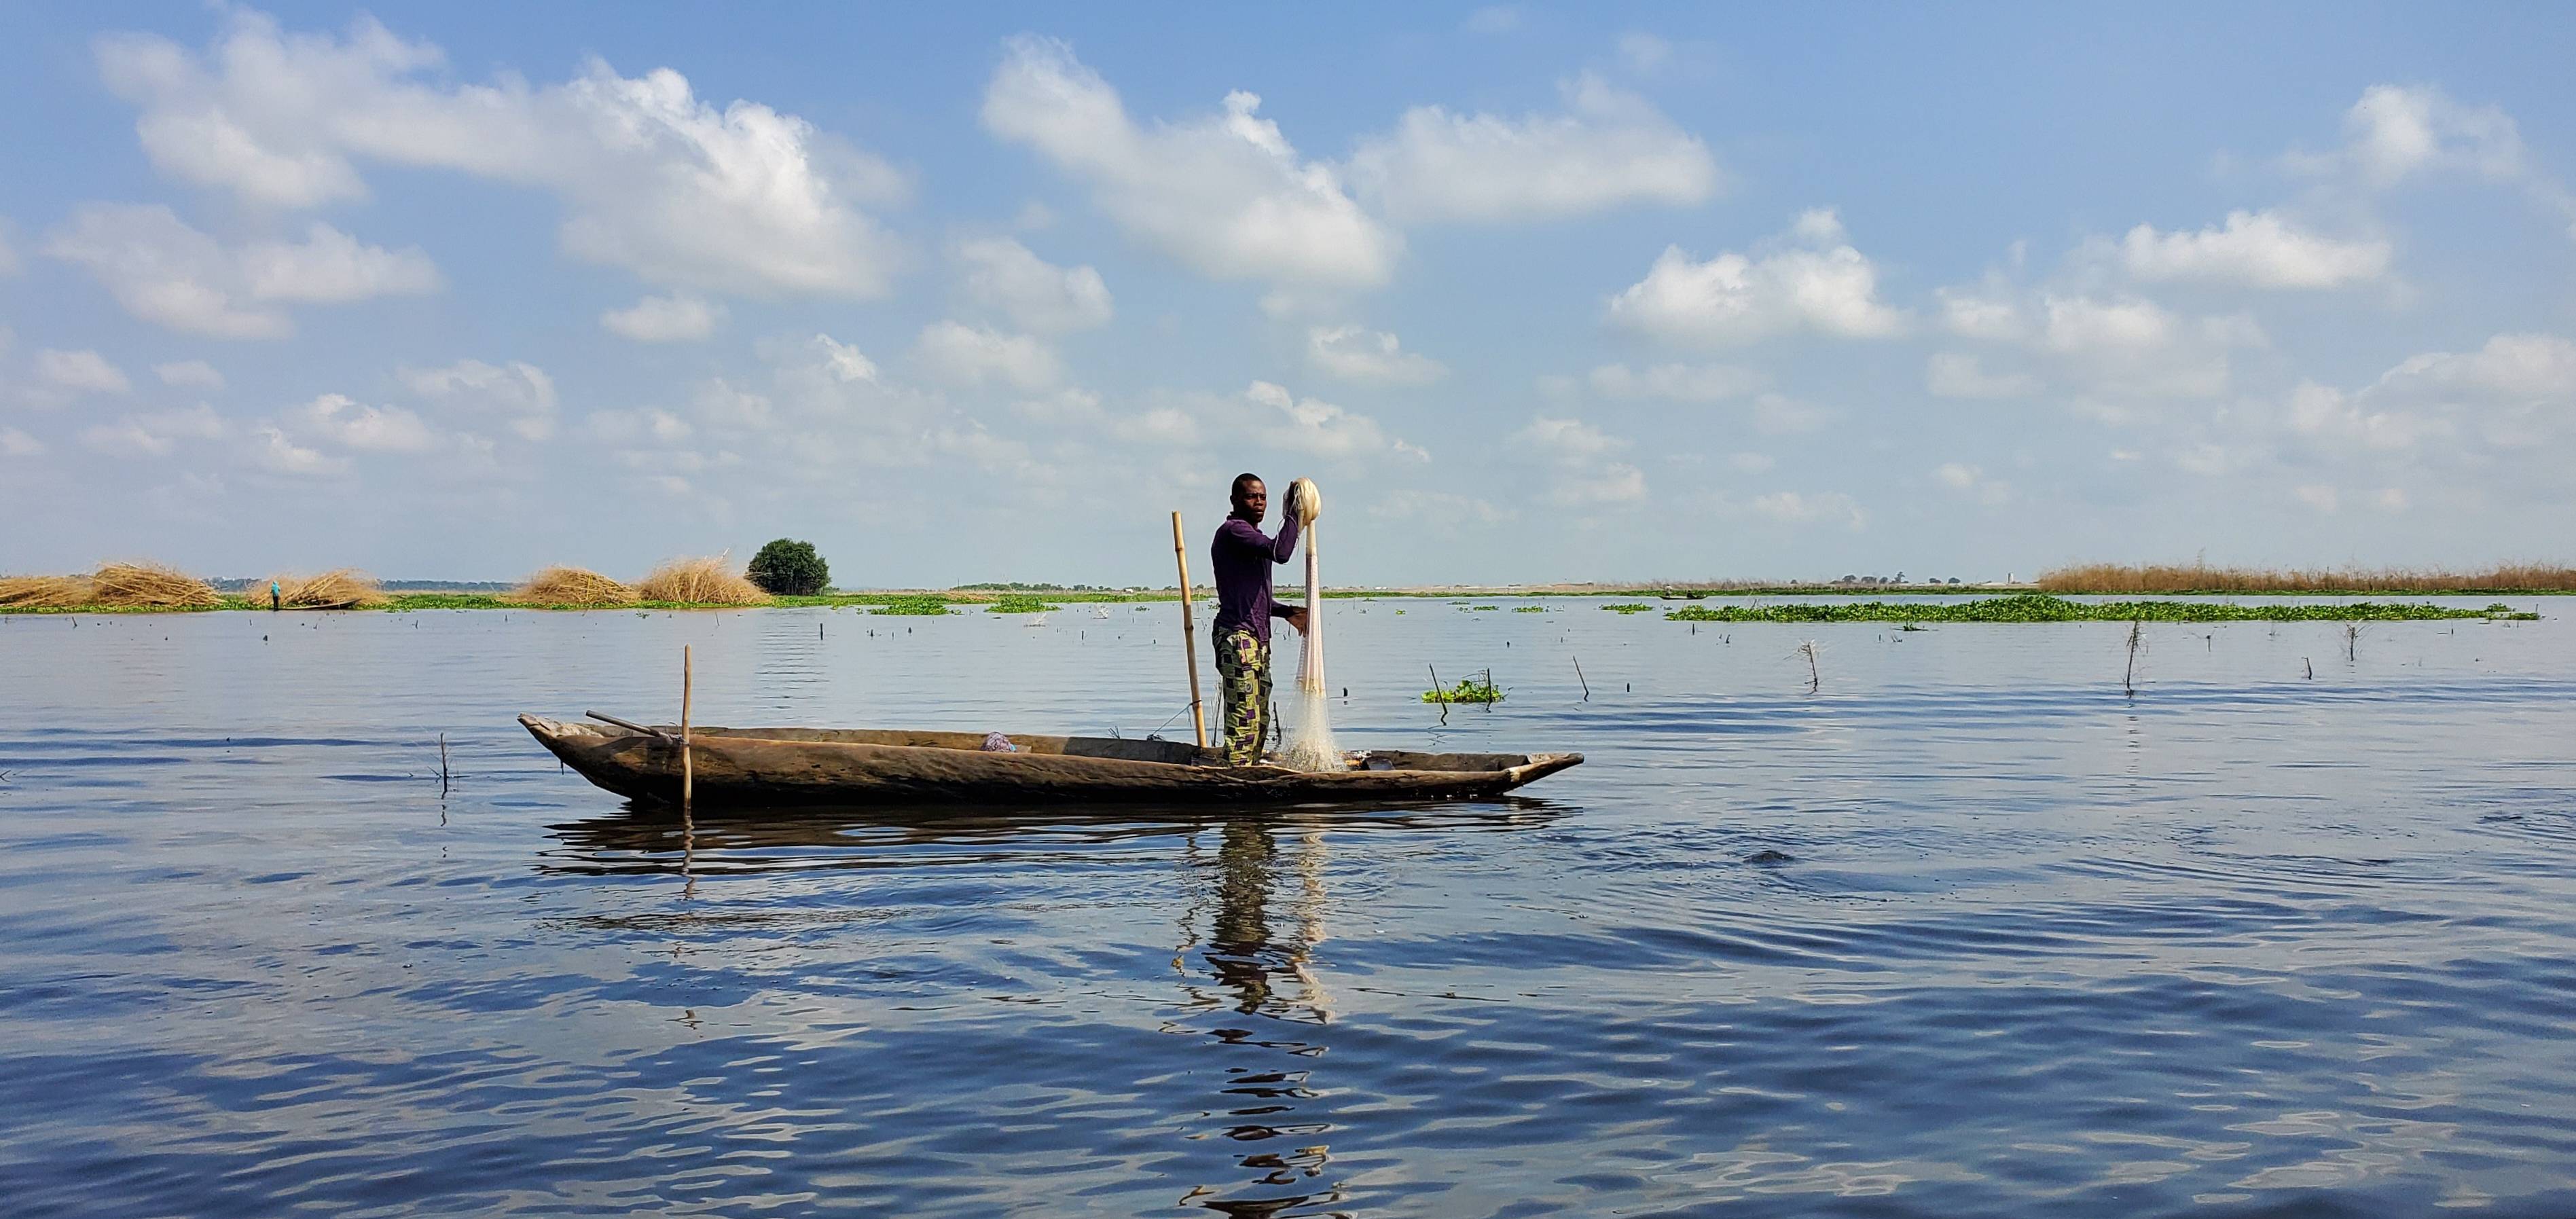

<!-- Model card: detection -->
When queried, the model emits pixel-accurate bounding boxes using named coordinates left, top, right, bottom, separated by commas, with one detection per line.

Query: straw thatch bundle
left=90, top=562, right=220, bottom=609
left=637, top=555, right=771, bottom=606
left=512, top=566, right=639, bottom=606
left=0, top=575, right=92, bottom=608
left=268, top=569, right=390, bottom=609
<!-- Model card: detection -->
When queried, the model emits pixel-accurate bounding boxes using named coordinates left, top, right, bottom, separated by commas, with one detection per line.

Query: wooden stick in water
left=1173, top=511, right=1207, bottom=748
left=681, top=644, right=694, bottom=810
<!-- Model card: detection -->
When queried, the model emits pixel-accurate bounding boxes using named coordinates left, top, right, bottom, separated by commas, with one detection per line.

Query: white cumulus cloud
left=1937, top=285, right=2027, bottom=341
left=238, top=222, right=441, bottom=301
left=2030, top=294, right=2264, bottom=400
left=2120, top=210, right=2389, bottom=289
left=36, top=348, right=132, bottom=395
left=1346, top=75, right=1719, bottom=223
left=1925, top=352, right=2038, bottom=399
left=280, top=393, right=439, bottom=453
left=1245, top=380, right=1426, bottom=460
left=956, top=236, right=1112, bottom=333
left=43, top=204, right=433, bottom=338
left=1512, top=416, right=1644, bottom=506
left=1933, top=461, right=2010, bottom=505
left=401, top=359, right=558, bottom=441
left=81, top=404, right=227, bottom=457
left=2376, top=331, right=2576, bottom=400
left=1747, top=490, right=1866, bottom=528
left=251, top=425, right=344, bottom=475
left=1306, top=325, right=1447, bottom=386
left=915, top=321, right=1064, bottom=391
left=1608, top=208, right=1905, bottom=346
left=600, top=292, right=722, bottom=342
left=96, top=9, right=907, bottom=297
left=2293, top=84, right=2576, bottom=240
left=981, top=35, right=1398, bottom=289
left=2336, top=84, right=2528, bottom=186
left=156, top=360, right=224, bottom=388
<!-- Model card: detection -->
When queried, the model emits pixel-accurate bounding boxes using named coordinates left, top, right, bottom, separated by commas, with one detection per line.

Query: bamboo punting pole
left=1172, top=511, right=1207, bottom=748
left=681, top=644, right=694, bottom=809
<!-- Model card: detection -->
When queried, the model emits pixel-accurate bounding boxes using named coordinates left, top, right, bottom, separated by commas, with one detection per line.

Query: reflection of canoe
left=520, top=714, right=1582, bottom=808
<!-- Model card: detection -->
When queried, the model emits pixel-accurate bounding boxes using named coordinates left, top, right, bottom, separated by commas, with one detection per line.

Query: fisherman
left=1210, top=473, right=1308, bottom=765
left=270, top=579, right=281, bottom=611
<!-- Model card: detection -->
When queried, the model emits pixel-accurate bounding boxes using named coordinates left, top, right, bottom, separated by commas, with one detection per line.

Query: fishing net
left=1277, top=478, right=1343, bottom=772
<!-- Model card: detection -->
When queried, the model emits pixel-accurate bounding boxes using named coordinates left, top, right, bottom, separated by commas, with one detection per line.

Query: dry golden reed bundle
left=512, top=566, right=638, bottom=606
left=2037, top=562, right=2576, bottom=594
left=90, top=562, right=220, bottom=609
left=0, top=575, right=92, bottom=608
left=636, top=554, right=771, bottom=606
left=268, top=569, right=390, bottom=609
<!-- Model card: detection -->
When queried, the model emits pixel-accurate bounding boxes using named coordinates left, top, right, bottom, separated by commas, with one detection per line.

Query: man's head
left=1229, top=472, right=1267, bottom=520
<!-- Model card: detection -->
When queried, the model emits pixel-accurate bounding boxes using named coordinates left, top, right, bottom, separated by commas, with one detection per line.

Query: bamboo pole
left=1298, top=522, right=1322, bottom=692
left=681, top=644, right=694, bottom=809
left=1172, top=511, right=1207, bottom=748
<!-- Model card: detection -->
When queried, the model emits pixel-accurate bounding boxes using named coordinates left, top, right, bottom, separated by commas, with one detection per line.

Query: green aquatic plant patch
left=1602, top=603, right=1653, bottom=614
left=1663, top=594, right=2534, bottom=624
left=1423, top=674, right=1504, bottom=704
left=985, top=595, right=1058, bottom=614
left=1514, top=605, right=1546, bottom=613
left=870, top=596, right=953, bottom=616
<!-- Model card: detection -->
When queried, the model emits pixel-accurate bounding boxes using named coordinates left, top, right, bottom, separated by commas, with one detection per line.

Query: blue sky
left=2, top=3, right=2571, bottom=586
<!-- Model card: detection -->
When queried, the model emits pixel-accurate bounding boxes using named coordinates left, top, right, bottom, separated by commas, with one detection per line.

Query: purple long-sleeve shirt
left=1210, top=512, right=1301, bottom=645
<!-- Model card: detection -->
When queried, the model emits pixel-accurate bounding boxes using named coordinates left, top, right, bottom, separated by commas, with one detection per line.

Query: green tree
left=747, top=538, right=830, bottom=596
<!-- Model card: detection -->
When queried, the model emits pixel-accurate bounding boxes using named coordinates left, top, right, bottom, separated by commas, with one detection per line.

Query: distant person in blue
left=1209, top=473, right=1307, bottom=765
left=269, top=579, right=280, bottom=611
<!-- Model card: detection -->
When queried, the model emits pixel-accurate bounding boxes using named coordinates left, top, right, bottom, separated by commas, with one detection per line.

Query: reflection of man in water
left=1180, top=822, right=1336, bottom=1213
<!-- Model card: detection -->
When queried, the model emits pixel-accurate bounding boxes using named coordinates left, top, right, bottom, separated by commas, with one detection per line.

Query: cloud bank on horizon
left=1, top=4, right=2571, bottom=585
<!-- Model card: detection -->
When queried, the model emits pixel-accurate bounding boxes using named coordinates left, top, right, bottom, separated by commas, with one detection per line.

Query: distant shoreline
left=0, top=585, right=2547, bottom=623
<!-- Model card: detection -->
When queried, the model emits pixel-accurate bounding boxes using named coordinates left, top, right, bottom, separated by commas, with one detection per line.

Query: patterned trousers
left=1214, top=628, right=1273, bottom=765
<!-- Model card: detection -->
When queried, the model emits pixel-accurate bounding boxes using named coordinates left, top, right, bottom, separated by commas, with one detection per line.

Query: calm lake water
left=3, top=598, right=2572, bottom=1217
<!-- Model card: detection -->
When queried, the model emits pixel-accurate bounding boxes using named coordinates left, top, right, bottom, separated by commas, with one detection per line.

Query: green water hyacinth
left=869, top=596, right=952, bottom=616
left=1663, top=594, right=2536, bottom=624
left=1423, top=675, right=1504, bottom=704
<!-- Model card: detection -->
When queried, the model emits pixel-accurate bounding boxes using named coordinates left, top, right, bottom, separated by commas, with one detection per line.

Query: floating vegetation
left=1514, top=605, right=1546, bottom=613
left=1664, top=594, right=2530, bottom=624
left=985, top=594, right=1058, bottom=614
left=510, top=566, right=637, bottom=606
left=1468, top=604, right=1500, bottom=611
left=1603, top=603, right=1653, bottom=614
left=636, top=556, right=770, bottom=606
left=1423, top=672, right=1504, bottom=704
left=2039, top=562, right=2576, bottom=595
left=871, top=596, right=952, bottom=616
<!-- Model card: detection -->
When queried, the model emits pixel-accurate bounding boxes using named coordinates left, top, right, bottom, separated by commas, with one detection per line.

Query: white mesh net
left=1277, top=479, right=1342, bottom=772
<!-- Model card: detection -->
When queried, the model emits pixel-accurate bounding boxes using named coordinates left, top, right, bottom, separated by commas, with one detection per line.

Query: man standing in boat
left=1211, top=473, right=1308, bottom=765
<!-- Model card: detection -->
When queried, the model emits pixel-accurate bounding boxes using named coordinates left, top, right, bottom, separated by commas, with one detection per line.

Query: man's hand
left=1284, top=606, right=1310, bottom=636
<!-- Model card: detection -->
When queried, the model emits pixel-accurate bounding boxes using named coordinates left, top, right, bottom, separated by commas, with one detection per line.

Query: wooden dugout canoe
left=520, top=714, right=1582, bottom=808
